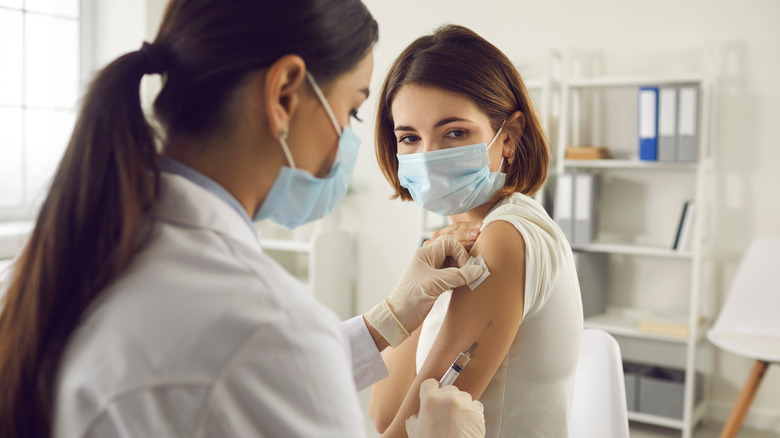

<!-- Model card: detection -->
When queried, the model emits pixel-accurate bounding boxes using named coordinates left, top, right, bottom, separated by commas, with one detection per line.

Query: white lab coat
left=47, top=172, right=387, bottom=437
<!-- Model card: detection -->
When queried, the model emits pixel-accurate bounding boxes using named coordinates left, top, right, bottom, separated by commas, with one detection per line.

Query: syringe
left=438, top=341, right=478, bottom=387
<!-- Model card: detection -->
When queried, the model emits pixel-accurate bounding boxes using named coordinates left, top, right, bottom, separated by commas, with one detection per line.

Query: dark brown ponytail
left=0, top=0, right=377, bottom=436
left=0, top=48, right=159, bottom=437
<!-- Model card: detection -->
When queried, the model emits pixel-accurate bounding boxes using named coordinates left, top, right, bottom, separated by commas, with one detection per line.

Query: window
left=0, top=0, right=83, bottom=221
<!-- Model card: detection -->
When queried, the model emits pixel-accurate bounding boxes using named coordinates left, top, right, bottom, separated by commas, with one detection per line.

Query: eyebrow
left=394, top=117, right=472, bottom=132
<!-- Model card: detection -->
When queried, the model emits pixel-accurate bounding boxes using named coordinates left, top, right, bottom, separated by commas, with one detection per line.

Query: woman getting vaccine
left=370, top=25, right=584, bottom=438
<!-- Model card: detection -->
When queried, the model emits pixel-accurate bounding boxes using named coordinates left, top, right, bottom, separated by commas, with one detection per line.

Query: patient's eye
left=398, top=134, right=421, bottom=144
left=446, top=129, right=467, bottom=139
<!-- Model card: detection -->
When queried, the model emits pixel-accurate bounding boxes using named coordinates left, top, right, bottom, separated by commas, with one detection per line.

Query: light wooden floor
left=630, top=421, right=779, bottom=437
left=359, top=389, right=778, bottom=437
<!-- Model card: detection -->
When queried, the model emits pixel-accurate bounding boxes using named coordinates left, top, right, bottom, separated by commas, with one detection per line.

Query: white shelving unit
left=564, top=159, right=698, bottom=171
left=555, top=49, right=716, bottom=438
left=256, top=223, right=355, bottom=320
left=527, top=50, right=562, bottom=211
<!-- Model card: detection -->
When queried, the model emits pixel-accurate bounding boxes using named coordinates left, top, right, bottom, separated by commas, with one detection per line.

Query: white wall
left=87, top=0, right=147, bottom=73
left=135, top=0, right=780, bottom=433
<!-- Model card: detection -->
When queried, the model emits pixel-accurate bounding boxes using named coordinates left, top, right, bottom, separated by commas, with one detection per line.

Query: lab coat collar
left=154, top=171, right=260, bottom=249
left=159, top=156, right=257, bottom=237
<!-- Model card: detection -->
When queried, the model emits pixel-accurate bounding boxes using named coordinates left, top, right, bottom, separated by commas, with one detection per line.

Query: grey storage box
left=638, top=367, right=703, bottom=419
left=623, top=362, right=653, bottom=412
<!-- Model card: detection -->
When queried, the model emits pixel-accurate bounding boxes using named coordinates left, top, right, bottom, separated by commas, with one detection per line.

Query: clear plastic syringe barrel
left=438, top=352, right=471, bottom=387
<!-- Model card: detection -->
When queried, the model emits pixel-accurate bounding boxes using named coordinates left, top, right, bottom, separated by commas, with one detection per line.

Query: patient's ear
left=502, top=110, right=525, bottom=158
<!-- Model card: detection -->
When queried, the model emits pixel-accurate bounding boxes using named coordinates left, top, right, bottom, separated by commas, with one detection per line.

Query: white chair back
left=708, top=237, right=780, bottom=363
left=569, top=329, right=630, bottom=438
left=710, top=238, right=780, bottom=337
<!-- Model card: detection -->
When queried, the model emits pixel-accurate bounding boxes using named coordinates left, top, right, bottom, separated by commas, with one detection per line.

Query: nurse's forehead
left=325, top=51, right=373, bottom=95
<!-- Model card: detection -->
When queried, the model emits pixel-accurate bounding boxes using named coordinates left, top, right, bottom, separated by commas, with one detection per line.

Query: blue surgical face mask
left=397, top=121, right=507, bottom=216
left=253, top=72, right=360, bottom=229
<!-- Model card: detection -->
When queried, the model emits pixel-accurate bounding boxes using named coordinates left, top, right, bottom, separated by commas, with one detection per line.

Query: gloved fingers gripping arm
left=364, top=235, right=484, bottom=348
left=424, top=221, right=482, bottom=252
left=404, top=379, right=486, bottom=438
left=421, top=232, right=473, bottom=268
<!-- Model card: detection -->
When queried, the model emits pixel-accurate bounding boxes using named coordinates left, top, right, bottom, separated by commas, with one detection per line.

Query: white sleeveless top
left=416, top=193, right=584, bottom=437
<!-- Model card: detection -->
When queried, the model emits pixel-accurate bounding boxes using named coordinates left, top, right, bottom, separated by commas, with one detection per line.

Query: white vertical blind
left=0, top=10, right=24, bottom=106
left=0, top=1, right=81, bottom=215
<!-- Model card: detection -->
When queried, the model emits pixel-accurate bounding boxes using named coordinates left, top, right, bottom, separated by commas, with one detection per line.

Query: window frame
left=0, top=0, right=92, bottom=224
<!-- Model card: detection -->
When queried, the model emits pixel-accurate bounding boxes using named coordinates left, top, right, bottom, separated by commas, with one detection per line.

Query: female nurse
left=0, top=1, right=485, bottom=437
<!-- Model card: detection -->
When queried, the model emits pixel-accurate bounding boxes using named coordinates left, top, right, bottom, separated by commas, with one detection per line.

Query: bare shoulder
left=446, top=219, right=527, bottom=332
left=472, top=219, right=526, bottom=269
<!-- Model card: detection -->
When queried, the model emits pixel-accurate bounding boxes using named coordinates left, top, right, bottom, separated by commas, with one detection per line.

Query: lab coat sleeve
left=343, top=315, right=389, bottom=391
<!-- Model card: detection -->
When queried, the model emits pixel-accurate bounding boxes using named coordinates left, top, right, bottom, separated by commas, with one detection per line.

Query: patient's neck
left=449, top=201, right=496, bottom=224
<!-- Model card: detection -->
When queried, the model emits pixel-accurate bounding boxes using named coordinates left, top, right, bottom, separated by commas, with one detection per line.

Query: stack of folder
left=638, top=86, right=699, bottom=163
left=554, top=172, right=599, bottom=245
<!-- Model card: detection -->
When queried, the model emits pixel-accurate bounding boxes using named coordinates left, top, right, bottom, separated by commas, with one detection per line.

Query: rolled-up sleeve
left=343, top=316, right=389, bottom=391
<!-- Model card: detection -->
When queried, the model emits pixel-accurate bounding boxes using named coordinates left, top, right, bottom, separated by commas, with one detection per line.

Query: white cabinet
left=555, top=49, right=716, bottom=437
left=256, top=222, right=355, bottom=320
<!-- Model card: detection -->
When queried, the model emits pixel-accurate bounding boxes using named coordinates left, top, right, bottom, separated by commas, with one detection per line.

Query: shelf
left=627, top=399, right=707, bottom=430
left=628, top=411, right=685, bottom=429
left=584, top=309, right=704, bottom=344
left=566, top=75, right=703, bottom=88
left=572, top=241, right=693, bottom=259
left=260, top=238, right=312, bottom=253
left=0, top=221, right=33, bottom=259
left=564, top=159, right=698, bottom=171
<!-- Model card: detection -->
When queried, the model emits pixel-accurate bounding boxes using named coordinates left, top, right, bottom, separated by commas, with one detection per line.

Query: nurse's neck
left=162, top=126, right=283, bottom=219
left=449, top=201, right=497, bottom=225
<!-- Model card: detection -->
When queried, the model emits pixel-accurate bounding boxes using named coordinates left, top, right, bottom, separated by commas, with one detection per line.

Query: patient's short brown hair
left=375, top=24, right=549, bottom=202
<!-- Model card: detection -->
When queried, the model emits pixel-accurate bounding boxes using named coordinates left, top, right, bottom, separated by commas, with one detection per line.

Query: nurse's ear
left=260, top=54, right=307, bottom=139
left=501, top=110, right=525, bottom=160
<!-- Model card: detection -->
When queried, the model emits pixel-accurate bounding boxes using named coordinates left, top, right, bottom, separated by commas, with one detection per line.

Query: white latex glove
left=406, top=379, right=486, bottom=438
left=364, top=235, right=484, bottom=347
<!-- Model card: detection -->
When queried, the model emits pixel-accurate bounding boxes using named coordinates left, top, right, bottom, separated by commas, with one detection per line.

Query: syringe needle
left=465, top=342, right=478, bottom=356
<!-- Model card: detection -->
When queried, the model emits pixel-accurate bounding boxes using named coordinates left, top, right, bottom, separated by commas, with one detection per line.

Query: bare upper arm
left=418, top=219, right=526, bottom=399
left=380, top=220, right=527, bottom=436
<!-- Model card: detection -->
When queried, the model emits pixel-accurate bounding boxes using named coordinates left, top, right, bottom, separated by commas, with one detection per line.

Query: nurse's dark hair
left=0, top=0, right=377, bottom=435
left=375, top=24, right=548, bottom=201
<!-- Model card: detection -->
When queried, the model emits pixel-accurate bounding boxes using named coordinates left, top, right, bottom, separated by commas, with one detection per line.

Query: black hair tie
left=140, top=42, right=167, bottom=75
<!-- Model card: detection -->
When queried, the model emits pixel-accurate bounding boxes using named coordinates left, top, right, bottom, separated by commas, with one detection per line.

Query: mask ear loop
left=279, top=127, right=297, bottom=169
left=487, top=119, right=508, bottom=172
left=306, top=72, right=343, bottom=136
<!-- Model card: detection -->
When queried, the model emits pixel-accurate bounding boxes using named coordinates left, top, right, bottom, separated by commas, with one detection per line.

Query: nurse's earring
left=278, top=127, right=297, bottom=169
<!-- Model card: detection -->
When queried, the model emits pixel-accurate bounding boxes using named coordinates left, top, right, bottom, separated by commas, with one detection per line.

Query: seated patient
left=370, top=25, right=584, bottom=438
